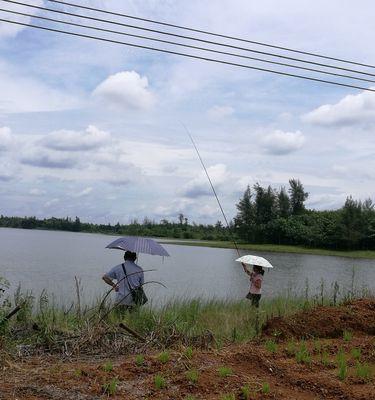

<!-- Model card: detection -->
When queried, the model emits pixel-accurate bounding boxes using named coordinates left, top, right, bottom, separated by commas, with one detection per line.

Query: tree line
left=1, top=178, right=374, bottom=250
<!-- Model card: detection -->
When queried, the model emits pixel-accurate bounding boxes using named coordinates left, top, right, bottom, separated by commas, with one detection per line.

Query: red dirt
left=1, top=299, right=374, bottom=400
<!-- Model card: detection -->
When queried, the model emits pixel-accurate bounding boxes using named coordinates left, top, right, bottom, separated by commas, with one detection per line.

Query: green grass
left=295, top=342, right=311, bottom=365
left=336, top=349, right=348, bottom=381
left=186, top=368, right=199, bottom=384
left=240, top=384, right=251, bottom=399
left=102, top=378, right=119, bottom=396
left=343, top=330, right=353, bottom=342
left=135, top=354, right=144, bottom=367
left=218, top=366, right=233, bottom=378
left=265, top=339, right=278, bottom=354
left=163, top=240, right=375, bottom=259
left=262, top=382, right=270, bottom=394
left=355, top=362, right=372, bottom=380
left=350, top=348, right=361, bottom=360
left=102, top=361, right=114, bottom=372
left=157, top=351, right=170, bottom=364
left=220, top=394, right=235, bottom=400
left=184, top=346, right=193, bottom=359
left=154, top=374, right=166, bottom=389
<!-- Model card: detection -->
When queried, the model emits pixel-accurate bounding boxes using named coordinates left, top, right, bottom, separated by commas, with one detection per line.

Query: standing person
left=242, top=263, right=264, bottom=308
left=102, top=250, right=145, bottom=311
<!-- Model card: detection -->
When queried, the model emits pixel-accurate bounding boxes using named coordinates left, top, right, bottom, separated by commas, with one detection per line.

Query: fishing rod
left=182, top=124, right=241, bottom=258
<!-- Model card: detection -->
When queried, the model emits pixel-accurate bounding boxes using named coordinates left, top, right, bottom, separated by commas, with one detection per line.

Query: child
left=242, top=263, right=264, bottom=308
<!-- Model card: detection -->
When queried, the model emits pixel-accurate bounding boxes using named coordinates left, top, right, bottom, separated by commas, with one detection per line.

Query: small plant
left=336, top=349, right=347, bottom=381
left=186, top=368, right=199, bottom=384
left=154, top=374, right=166, bottom=389
left=355, top=362, right=372, bottom=381
left=102, top=361, right=114, bottom=372
left=265, top=339, right=278, bottom=354
left=158, top=351, right=170, bottom=364
left=220, top=394, right=235, bottom=400
left=185, top=396, right=198, bottom=400
left=321, top=350, right=330, bottom=367
left=262, top=382, right=270, bottom=394
left=313, top=340, right=322, bottom=354
left=350, top=348, right=361, bottom=360
left=295, top=342, right=311, bottom=365
left=240, top=384, right=251, bottom=400
left=184, top=346, right=193, bottom=359
left=102, top=378, right=119, bottom=396
left=135, top=354, right=144, bottom=366
left=218, top=366, right=233, bottom=378
left=286, top=340, right=296, bottom=356
left=343, top=330, right=353, bottom=342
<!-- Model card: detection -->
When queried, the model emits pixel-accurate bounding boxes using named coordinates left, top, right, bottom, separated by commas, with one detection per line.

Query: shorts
left=246, top=293, right=261, bottom=308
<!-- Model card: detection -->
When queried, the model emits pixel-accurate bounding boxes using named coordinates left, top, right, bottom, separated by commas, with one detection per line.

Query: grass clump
left=186, top=368, right=199, bottom=384
left=102, top=377, right=119, bottom=396
left=336, top=349, right=347, bottom=381
left=295, top=342, right=311, bottom=365
left=350, top=348, right=361, bottom=360
left=265, top=339, right=278, bottom=354
left=184, top=346, right=194, bottom=359
left=185, top=396, right=198, bottom=400
left=157, top=351, right=170, bottom=364
left=135, top=354, right=144, bottom=367
left=154, top=374, right=166, bottom=389
left=220, top=394, right=235, bottom=400
left=343, top=330, right=353, bottom=342
left=240, top=384, right=251, bottom=399
left=355, top=362, right=372, bottom=381
left=321, top=350, right=330, bottom=367
left=102, top=361, right=114, bottom=372
left=262, top=382, right=270, bottom=394
left=218, top=366, right=233, bottom=378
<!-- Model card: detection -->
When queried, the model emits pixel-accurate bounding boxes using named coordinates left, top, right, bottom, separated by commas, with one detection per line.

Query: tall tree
left=288, top=179, right=308, bottom=215
left=278, top=187, right=291, bottom=218
left=234, top=185, right=255, bottom=242
left=253, top=184, right=277, bottom=225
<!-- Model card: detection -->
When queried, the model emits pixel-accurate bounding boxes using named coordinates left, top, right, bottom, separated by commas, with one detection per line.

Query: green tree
left=234, top=185, right=255, bottom=242
left=278, top=187, right=291, bottom=218
left=289, top=179, right=308, bottom=215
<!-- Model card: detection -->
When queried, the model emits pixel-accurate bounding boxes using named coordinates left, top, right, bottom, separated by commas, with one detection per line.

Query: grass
left=102, top=377, right=119, bottom=396
left=135, top=354, right=144, bottom=367
left=186, top=368, right=199, bottom=384
left=265, top=339, right=278, bottom=354
left=262, top=382, right=270, bottom=394
left=154, top=374, right=166, bottom=389
left=336, top=349, right=348, bottom=381
left=350, top=348, right=361, bottom=360
left=240, top=384, right=251, bottom=400
left=184, top=346, right=193, bottom=359
left=157, top=351, right=170, bottom=364
left=321, top=350, right=330, bottom=367
left=220, top=394, right=235, bottom=400
left=355, top=362, right=373, bottom=381
left=295, top=342, right=311, bottom=365
left=102, top=361, right=114, bottom=372
left=163, top=240, right=375, bottom=259
left=218, top=366, right=233, bottom=378
left=343, top=330, right=353, bottom=342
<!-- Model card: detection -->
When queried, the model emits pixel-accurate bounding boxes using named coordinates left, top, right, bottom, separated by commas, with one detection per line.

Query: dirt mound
left=262, top=298, right=375, bottom=339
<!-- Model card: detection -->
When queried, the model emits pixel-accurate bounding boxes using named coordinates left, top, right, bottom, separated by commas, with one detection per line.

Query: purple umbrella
left=106, top=236, right=170, bottom=257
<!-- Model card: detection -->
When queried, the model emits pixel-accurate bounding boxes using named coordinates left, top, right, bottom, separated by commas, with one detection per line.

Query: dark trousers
left=247, top=293, right=261, bottom=308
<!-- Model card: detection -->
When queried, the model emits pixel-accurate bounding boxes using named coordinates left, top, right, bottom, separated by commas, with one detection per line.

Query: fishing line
left=182, top=124, right=241, bottom=257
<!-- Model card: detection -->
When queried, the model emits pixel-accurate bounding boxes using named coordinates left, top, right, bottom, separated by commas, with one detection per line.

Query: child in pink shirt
left=242, top=263, right=264, bottom=308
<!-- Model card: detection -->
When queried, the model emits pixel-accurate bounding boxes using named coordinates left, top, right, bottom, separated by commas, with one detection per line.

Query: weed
left=157, top=351, right=170, bottom=364
left=295, top=342, right=311, bottom=365
left=350, top=348, right=361, bottom=360
left=186, top=368, right=199, bottom=384
left=321, top=350, right=330, bottom=367
left=102, top=361, right=114, bottom=372
left=185, top=396, right=198, bottom=400
left=218, top=366, right=233, bottom=378
left=265, top=339, right=278, bottom=354
left=262, top=382, right=270, bottom=394
left=336, top=349, right=347, bottom=381
left=154, top=374, right=166, bottom=389
left=220, top=394, right=235, bottom=400
left=240, top=384, right=251, bottom=399
left=343, top=330, right=353, bottom=342
left=355, top=362, right=372, bottom=381
left=184, top=346, right=193, bottom=359
left=102, top=377, right=119, bottom=396
left=286, top=340, right=296, bottom=356
left=135, top=354, right=144, bottom=367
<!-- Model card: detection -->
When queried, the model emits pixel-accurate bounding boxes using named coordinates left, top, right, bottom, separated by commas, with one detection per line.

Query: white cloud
left=303, top=88, right=375, bottom=126
left=73, top=187, right=93, bottom=197
left=261, top=130, right=305, bottom=155
left=41, top=125, right=110, bottom=152
left=20, top=149, right=77, bottom=169
left=0, top=127, right=13, bottom=150
left=207, top=105, right=234, bottom=119
left=180, top=164, right=230, bottom=198
left=92, top=71, right=155, bottom=110
left=29, top=188, right=45, bottom=196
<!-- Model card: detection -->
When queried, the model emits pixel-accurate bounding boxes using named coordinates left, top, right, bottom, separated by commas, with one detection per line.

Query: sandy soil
left=1, top=299, right=374, bottom=400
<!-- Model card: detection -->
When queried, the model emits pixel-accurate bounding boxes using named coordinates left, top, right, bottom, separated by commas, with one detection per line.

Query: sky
left=0, top=0, right=375, bottom=224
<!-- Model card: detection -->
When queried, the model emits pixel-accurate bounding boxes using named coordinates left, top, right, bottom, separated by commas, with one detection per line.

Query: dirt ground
left=1, top=299, right=374, bottom=400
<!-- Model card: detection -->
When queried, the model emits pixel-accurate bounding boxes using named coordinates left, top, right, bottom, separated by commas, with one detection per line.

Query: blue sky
left=0, top=0, right=375, bottom=224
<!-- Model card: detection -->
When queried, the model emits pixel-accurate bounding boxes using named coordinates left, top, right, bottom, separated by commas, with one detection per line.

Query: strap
left=121, top=263, right=133, bottom=291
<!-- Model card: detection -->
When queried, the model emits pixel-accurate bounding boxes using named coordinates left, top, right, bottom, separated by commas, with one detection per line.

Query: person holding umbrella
left=102, top=250, right=145, bottom=311
left=236, top=255, right=274, bottom=308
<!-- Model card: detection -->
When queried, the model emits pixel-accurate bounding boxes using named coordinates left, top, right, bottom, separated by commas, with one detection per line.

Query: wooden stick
left=1, top=305, right=21, bottom=323
left=119, top=322, right=146, bottom=342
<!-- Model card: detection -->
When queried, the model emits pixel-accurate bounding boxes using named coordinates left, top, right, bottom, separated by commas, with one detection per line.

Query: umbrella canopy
left=106, top=236, right=170, bottom=257
left=235, top=255, right=274, bottom=269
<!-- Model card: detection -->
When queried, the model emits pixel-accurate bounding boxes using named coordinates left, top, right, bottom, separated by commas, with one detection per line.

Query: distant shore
left=162, top=240, right=375, bottom=260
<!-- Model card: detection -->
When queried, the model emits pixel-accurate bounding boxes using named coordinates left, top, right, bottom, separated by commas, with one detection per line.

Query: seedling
left=265, top=339, right=278, bottom=354
left=321, top=350, right=330, bottom=367
left=184, top=346, right=193, bottom=359
left=262, top=382, right=270, bottom=394
left=102, top=361, right=114, bottom=372
left=102, top=377, right=119, bottom=396
left=336, top=349, right=347, bottom=381
left=350, top=348, right=361, bottom=360
left=355, top=362, right=372, bottom=381
left=343, top=330, right=353, bottom=342
left=186, top=368, right=199, bottom=384
left=218, top=366, right=233, bottom=378
left=240, top=384, right=251, bottom=400
left=295, top=342, right=311, bottom=365
left=135, top=354, right=144, bottom=366
left=154, top=374, right=166, bottom=389
left=157, top=351, right=170, bottom=364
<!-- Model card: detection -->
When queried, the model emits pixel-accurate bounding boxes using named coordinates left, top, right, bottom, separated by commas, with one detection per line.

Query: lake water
left=0, top=228, right=374, bottom=306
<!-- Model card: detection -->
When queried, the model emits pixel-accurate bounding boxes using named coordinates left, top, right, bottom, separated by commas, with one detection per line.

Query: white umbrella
left=235, top=255, right=274, bottom=269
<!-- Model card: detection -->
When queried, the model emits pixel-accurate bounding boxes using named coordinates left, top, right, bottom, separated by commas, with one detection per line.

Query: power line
left=2, top=7, right=375, bottom=85
left=46, top=0, right=375, bottom=70
left=1, top=18, right=375, bottom=93
left=2, top=0, right=375, bottom=79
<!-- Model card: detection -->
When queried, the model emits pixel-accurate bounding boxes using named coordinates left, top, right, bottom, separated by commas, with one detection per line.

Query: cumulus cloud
left=180, top=164, right=230, bottom=198
left=207, top=105, right=234, bottom=119
left=92, top=71, right=155, bottom=110
left=21, top=150, right=77, bottom=169
left=0, top=127, right=13, bottom=150
left=261, top=130, right=305, bottom=155
left=302, top=88, right=375, bottom=126
left=41, top=125, right=110, bottom=152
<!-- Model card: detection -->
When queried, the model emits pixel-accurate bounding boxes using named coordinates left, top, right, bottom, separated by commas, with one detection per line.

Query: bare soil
left=1, top=299, right=374, bottom=400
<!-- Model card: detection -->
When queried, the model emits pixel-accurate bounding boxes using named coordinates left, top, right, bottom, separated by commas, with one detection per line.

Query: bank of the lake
left=163, top=240, right=375, bottom=260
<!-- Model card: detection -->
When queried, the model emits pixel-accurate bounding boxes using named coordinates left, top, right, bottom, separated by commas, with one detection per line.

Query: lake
left=0, top=228, right=374, bottom=306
